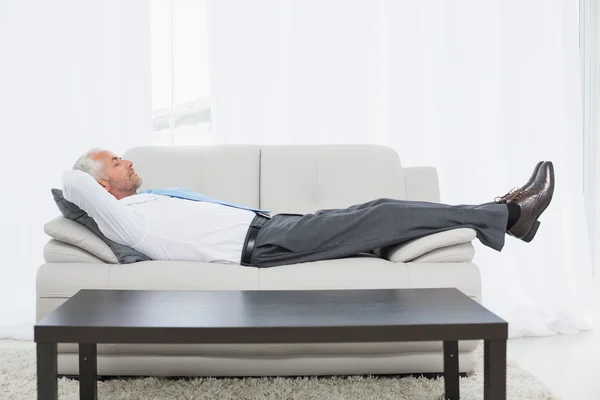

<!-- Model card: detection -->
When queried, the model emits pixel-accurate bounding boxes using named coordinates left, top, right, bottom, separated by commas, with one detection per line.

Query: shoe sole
left=522, top=220, right=541, bottom=243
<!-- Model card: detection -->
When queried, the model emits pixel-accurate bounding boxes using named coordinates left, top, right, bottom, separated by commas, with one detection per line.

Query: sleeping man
left=62, top=148, right=555, bottom=268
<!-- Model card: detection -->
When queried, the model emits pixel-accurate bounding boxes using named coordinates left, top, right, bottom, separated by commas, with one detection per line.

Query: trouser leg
left=251, top=198, right=508, bottom=268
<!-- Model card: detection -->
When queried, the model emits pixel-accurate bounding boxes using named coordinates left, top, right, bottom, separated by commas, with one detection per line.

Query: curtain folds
left=0, top=0, right=152, bottom=339
left=207, top=0, right=593, bottom=337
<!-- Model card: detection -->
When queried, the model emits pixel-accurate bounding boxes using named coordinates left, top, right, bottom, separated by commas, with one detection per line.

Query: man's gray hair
left=72, top=147, right=106, bottom=179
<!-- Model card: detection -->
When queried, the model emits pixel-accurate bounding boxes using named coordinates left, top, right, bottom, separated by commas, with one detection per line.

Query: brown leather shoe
left=495, top=161, right=544, bottom=204
left=506, top=161, right=555, bottom=242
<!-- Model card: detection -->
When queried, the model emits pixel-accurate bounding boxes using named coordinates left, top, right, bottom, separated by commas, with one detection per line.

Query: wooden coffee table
left=34, top=288, right=508, bottom=400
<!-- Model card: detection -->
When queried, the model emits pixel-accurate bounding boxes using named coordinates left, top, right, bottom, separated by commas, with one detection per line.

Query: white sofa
left=37, top=144, right=481, bottom=377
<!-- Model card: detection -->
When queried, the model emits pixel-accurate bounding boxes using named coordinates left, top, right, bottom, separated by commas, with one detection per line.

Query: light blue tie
left=139, top=187, right=270, bottom=214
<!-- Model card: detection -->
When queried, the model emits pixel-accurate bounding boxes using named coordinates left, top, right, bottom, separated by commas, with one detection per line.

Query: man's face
left=90, top=150, right=142, bottom=199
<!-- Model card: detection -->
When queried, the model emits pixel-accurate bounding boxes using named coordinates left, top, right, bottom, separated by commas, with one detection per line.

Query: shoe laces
left=510, top=189, right=530, bottom=203
left=495, top=188, right=518, bottom=203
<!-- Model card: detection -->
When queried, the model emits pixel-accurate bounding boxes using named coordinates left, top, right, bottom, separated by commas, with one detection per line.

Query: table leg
left=79, top=343, right=98, bottom=400
left=37, top=342, right=58, bottom=400
left=484, top=339, right=506, bottom=400
left=443, top=341, right=460, bottom=400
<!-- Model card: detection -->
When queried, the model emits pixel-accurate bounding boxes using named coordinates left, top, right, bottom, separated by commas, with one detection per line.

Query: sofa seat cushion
left=37, top=258, right=481, bottom=359
left=36, top=261, right=259, bottom=316
left=257, top=257, right=481, bottom=301
left=57, top=339, right=478, bottom=356
left=258, top=256, right=409, bottom=289
left=378, top=228, right=477, bottom=262
left=104, top=261, right=259, bottom=290
left=55, top=351, right=478, bottom=376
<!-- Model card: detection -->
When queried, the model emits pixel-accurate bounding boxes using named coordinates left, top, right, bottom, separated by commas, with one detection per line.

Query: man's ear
left=96, top=179, right=110, bottom=192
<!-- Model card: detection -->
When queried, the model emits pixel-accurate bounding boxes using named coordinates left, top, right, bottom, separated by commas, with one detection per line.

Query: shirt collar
left=119, top=193, right=162, bottom=206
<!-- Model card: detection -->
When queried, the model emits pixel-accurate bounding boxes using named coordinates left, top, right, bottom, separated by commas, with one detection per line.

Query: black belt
left=241, top=212, right=271, bottom=266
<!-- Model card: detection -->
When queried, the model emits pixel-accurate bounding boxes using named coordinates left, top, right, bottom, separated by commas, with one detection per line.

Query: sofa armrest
left=411, top=242, right=475, bottom=263
left=375, top=228, right=477, bottom=263
left=43, top=239, right=106, bottom=263
left=44, top=217, right=119, bottom=264
left=403, top=166, right=440, bottom=203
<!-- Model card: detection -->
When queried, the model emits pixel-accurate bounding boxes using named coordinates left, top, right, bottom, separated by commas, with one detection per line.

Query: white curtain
left=0, top=0, right=152, bottom=339
left=207, top=0, right=594, bottom=337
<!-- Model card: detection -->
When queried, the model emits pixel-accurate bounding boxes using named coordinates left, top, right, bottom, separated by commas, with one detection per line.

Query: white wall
left=0, top=0, right=152, bottom=338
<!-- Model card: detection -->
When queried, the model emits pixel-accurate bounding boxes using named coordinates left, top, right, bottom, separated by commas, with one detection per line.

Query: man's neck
left=113, top=191, right=137, bottom=200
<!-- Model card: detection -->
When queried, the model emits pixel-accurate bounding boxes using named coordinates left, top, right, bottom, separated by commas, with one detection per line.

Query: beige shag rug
left=0, top=346, right=557, bottom=400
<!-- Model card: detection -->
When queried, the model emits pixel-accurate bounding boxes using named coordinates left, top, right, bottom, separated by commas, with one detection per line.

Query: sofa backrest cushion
left=118, top=144, right=407, bottom=215
left=259, top=145, right=407, bottom=214
left=122, top=145, right=262, bottom=209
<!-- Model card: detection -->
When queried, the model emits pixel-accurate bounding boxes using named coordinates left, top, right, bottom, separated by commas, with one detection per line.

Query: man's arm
left=62, top=170, right=146, bottom=247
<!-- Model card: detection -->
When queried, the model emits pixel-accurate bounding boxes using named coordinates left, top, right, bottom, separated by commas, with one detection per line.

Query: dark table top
left=35, top=288, right=508, bottom=344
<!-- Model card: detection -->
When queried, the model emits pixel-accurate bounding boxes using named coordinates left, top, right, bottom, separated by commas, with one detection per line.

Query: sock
left=506, top=202, right=521, bottom=229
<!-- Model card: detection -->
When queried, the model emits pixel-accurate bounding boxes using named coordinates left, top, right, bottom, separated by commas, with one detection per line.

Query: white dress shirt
left=62, top=170, right=255, bottom=264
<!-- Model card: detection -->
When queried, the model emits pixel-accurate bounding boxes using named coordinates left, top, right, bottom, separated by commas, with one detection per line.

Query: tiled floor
left=2, top=331, right=598, bottom=399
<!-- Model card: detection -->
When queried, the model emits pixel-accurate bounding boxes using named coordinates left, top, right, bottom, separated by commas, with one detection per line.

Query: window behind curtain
left=150, top=0, right=214, bottom=145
